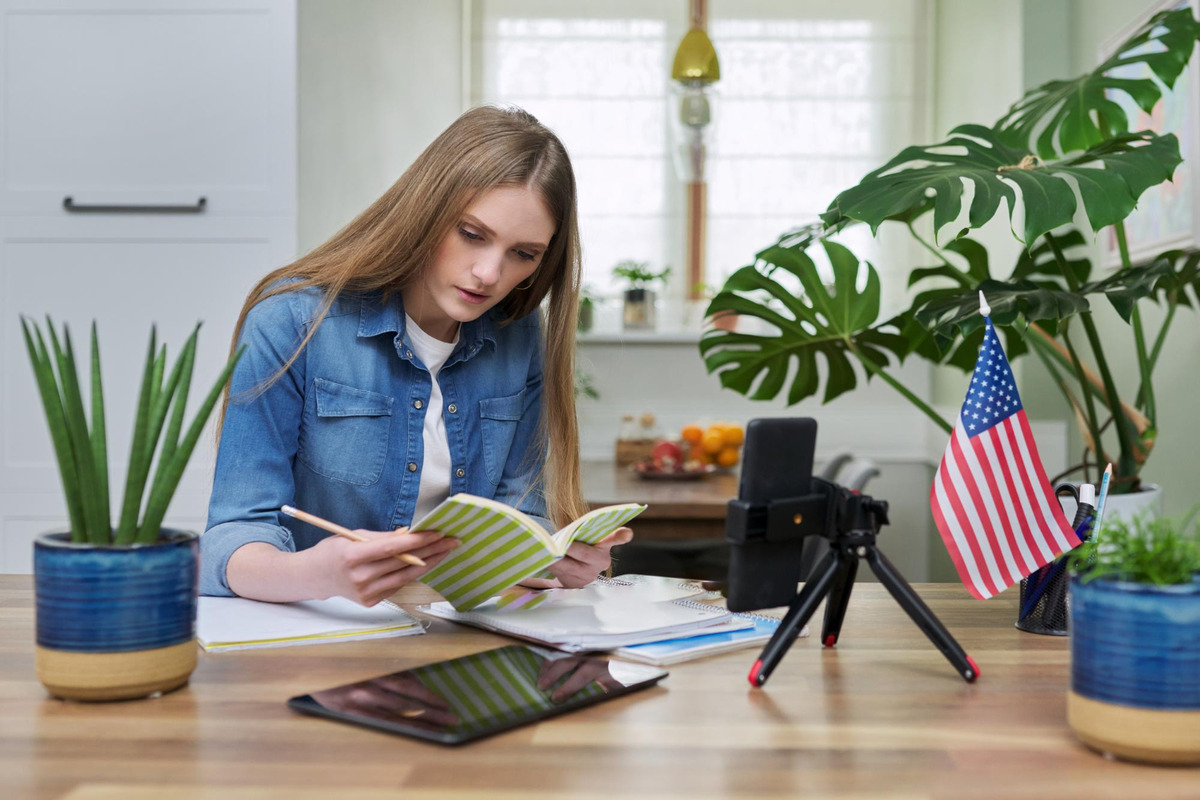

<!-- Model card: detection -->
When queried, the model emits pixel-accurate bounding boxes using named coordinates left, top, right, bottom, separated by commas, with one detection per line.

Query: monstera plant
left=701, top=8, right=1200, bottom=495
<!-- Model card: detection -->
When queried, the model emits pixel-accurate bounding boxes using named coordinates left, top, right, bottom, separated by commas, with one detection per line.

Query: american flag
left=930, top=318, right=1080, bottom=600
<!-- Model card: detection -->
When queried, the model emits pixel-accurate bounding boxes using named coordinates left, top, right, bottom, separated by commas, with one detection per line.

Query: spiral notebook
left=613, top=614, right=789, bottom=665
left=417, top=575, right=742, bottom=652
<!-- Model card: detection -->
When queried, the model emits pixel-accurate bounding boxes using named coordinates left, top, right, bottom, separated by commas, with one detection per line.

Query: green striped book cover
left=413, top=494, right=646, bottom=611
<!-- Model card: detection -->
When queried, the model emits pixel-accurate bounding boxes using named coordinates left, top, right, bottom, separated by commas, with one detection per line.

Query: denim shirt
left=200, top=282, right=550, bottom=596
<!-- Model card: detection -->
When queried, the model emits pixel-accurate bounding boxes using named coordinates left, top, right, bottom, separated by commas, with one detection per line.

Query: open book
left=412, top=493, right=646, bottom=610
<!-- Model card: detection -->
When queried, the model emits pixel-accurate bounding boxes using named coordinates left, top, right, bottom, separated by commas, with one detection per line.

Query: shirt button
left=408, top=462, right=418, bottom=472
left=414, top=399, right=423, bottom=409
left=456, top=468, right=465, bottom=478
left=405, top=349, right=413, bottom=359
left=447, top=403, right=457, bottom=414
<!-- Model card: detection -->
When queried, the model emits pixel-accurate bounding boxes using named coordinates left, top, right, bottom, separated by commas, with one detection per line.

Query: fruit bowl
left=630, top=459, right=717, bottom=481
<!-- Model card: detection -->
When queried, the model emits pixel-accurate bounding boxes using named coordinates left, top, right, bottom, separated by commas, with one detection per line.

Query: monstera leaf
left=699, top=240, right=907, bottom=406
left=995, top=8, right=1200, bottom=158
left=1011, top=229, right=1093, bottom=287
left=913, top=280, right=1089, bottom=344
left=1148, top=249, right=1200, bottom=308
left=901, top=238, right=1031, bottom=370
left=822, top=126, right=1181, bottom=246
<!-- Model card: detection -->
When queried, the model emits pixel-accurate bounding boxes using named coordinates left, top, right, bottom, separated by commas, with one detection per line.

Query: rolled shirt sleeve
left=200, top=289, right=309, bottom=596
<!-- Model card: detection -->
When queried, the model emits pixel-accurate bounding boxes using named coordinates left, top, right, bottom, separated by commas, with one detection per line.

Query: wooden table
left=3, top=576, right=1195, bottom=800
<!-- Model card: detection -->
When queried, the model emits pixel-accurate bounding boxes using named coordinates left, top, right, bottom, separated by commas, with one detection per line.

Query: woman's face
left=403, top=185, right=555, bottom=342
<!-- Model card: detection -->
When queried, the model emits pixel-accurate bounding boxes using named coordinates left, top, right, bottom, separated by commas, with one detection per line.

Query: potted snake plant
left=22, top=316, right=241, bottom=701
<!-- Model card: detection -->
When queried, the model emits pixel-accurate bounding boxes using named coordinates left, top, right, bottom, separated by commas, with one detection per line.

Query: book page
left=552, top=503, right=647, bottom=550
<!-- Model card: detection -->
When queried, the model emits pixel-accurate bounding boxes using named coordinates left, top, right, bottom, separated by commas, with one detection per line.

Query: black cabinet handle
left=63, top=196, right=207, bottom=214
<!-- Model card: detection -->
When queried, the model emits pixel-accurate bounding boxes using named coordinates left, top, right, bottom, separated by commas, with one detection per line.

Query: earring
left=516, top=275, right=536, bottom=291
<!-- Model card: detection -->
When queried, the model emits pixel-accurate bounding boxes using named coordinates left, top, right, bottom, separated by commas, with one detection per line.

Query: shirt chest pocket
left=298, top=378, right=394, bottom=486
left=478, top=389, right=526, bottom=485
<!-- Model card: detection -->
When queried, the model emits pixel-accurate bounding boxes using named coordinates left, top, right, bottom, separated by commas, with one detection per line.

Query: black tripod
left=747, top=495, right=980, bottom=687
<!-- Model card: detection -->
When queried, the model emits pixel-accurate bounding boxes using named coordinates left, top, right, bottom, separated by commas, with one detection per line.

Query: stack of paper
left=197, top=595, right=425, bottom=652
left=418, top=575, right=743, bottom=652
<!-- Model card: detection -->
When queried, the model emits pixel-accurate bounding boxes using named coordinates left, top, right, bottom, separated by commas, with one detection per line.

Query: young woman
left=200, top=106, right=633, bottom=606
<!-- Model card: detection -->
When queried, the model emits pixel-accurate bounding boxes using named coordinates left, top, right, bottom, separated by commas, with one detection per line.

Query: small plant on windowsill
left=1064, top=508, right=1200, bottom=764
left=613, top=260, right=670, bottom=331
left=577, top=285, right=598, bottom=334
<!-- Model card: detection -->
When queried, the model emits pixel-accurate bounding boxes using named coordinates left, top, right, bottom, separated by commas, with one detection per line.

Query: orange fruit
left=723, top=424, right=744, bottom=447
left=716, top=447, right=740, bottom=468
left=681, top=424, right=703, bottom=445
left=701, top=430, right=725, bottom=455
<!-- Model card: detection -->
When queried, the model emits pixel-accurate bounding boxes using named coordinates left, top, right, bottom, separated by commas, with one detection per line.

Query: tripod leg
left=864, top=547, right=979, bottom=683
left=749, top=548, right=841, bottom=688
left=821, top=555, right=858, bottom=647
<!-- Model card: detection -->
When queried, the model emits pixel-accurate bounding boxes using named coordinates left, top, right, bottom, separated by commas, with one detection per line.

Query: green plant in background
left=701, top=8, right=1200, bottom=494
left=21, top=316, right=244, bottom=545
left=613, top=260, right=671, bottom=289
left=1069, top=509, right=1200, bottom=585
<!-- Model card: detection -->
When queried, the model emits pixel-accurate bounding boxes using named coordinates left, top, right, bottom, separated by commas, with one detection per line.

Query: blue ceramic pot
left=33, top=530, right=199, bottom=701
left=1067, top=575, right=1200, bottom=764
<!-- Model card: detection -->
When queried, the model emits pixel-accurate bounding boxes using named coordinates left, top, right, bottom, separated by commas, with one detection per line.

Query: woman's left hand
left=522, top=527, right=634, bottom=589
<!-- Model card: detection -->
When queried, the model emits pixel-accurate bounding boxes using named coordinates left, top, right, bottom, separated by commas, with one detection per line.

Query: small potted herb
left=613, top=260, right=670, bottom=330
left=1066, top=510, right=1200, bottom=764
left=577, top=285, right=597, bottom=334
left=22, top=316, right=242, bottom=701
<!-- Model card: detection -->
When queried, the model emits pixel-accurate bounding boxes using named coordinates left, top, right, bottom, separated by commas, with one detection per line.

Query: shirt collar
left=357, top=290, right=498, bottom=353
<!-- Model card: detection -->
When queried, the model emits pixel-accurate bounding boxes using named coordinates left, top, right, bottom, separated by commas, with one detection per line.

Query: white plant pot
left=1059, top=483, right=1163, bottom=528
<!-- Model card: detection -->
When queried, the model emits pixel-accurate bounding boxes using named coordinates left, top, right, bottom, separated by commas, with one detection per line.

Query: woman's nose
left=471, top=252, right=504, bottom=286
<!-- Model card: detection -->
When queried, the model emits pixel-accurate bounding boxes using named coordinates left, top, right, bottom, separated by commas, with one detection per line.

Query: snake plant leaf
left=90, top=322, right=110, bottom=539
left=137, top=345, right=245, bottom=543
left=995, top=8, right=1200, bottom=158
left=822, top=126, right=1182, bottom=246
left=21, top=318, right=87, bottom=542
left=699, top=241, right=908, bottom=407
left=914, top=279, right=1090, bottom=345
left=114, top=327, right=157, bottom=544
left=48, top=322, right=107, bottom=544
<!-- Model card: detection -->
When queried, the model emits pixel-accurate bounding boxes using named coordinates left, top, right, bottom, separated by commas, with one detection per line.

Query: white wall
left=298, top=0, right=465, bottom=252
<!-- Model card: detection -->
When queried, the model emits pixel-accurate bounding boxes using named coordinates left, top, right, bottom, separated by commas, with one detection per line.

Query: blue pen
left=1091, top=463, right=1113, bottom=541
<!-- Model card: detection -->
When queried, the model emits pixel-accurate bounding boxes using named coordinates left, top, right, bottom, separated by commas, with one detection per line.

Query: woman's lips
left=455, top=287, right=489, bottom=305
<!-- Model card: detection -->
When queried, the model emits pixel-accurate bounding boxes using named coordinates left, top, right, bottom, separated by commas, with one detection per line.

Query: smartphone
left=287, top=644, right=667, bottom=746
left=726, top=417, right=819, bottom=612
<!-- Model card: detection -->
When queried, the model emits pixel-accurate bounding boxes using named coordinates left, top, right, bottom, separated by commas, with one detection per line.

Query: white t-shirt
left=404, top=314, right=459, bottom=525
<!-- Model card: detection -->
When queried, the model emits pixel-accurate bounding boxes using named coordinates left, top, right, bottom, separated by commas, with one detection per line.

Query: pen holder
left=1015, top=564, right=1070, bottom=635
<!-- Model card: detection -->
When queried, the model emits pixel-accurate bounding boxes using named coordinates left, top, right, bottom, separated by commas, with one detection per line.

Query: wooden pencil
left=280, top=505, right=426, bottom=567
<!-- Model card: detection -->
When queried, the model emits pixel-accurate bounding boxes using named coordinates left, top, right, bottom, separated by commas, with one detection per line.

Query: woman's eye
left=515, top=250, right=537, bottom=262
left=459, top=228, right=482, bottom=241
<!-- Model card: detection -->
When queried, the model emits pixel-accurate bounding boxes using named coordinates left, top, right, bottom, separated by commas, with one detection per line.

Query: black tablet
left=287, top=644, right=668, bottom=745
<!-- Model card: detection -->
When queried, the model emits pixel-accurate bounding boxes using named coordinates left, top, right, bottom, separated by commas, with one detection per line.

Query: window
left=471, top=0, right=930, bottom=316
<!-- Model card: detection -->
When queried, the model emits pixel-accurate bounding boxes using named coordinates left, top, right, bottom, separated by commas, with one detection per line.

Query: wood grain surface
left=3, top=577, right=1195, bottom=800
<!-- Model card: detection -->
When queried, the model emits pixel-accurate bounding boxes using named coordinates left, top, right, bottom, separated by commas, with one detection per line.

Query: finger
left=349, top=530, right=445, bottom=565
left=553, top=665, right=607, bottom=702
left=537, top=657, right=580, bottom=691
left=518, top=577, right=562, bottom=590
left=596, top=527, right=634, bottom=548
left=375, top=675, right=449, bottom=709
left=562, top=541, right=608, bottom=571
left=409, top=538, right=461, bottom=560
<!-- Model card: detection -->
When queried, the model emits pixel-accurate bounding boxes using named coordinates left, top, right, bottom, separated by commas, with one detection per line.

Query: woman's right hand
left=302, top=529, right=459, bottom=607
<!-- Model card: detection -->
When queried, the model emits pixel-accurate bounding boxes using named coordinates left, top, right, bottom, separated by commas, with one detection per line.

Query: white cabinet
left=0, top=0, right=297, bottom=572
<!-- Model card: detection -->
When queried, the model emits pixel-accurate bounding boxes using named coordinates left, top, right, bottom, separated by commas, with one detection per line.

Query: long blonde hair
left=218, top=106, right=586, bottom=526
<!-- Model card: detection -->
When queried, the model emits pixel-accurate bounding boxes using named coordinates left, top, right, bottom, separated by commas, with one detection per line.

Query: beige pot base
left=1068, top=691, right=1200, bottom=765
left=37, top=640, right=197, bottom=702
